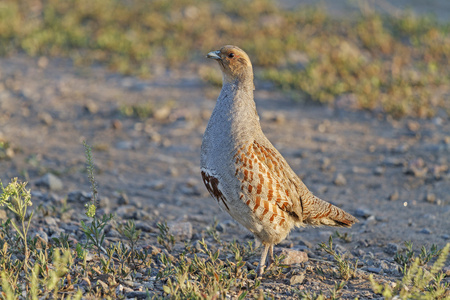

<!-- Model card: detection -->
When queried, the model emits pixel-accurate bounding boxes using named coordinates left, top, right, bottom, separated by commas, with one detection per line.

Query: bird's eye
left=228, top=53, right=235, bottom=58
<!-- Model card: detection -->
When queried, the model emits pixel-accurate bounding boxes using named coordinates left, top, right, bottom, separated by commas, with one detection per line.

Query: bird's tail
left=302, top=196, right=358, bottom=227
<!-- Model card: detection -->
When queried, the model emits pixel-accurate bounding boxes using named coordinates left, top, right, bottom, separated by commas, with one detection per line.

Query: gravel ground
left=0, top=55, right=449, bottom=298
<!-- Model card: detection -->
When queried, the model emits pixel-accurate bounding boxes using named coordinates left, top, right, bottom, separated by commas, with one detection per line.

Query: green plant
left=371, top=243, right=450, bottom=299
left=80, top=141, right=113, bottom=257
left=0, top=177, right=34, bottom=270
left=157, top=222, right=175, bottom=251
left=319, top=236, right=358, bottom=280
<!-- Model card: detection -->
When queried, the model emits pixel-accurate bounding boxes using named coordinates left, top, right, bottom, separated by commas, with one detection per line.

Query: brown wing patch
left=232, top=141, right=298, bottom=228
left=201, top=171, right=230, bottom=211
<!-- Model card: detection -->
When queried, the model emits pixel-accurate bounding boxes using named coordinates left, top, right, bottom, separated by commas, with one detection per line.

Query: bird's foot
left=255, top=265, right=265, bottom=277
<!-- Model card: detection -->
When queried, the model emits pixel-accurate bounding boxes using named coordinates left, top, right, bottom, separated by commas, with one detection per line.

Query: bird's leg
left=266, top=244, right=274, bottom=269
left=256, top=243, right=270, bottom=277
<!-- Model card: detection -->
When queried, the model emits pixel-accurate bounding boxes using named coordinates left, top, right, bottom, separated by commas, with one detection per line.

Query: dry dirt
left=1, top=54, right=449, bottom=298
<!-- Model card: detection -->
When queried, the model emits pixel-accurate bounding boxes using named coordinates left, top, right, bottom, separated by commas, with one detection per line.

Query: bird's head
left=206, top=45, right=254, bottom=89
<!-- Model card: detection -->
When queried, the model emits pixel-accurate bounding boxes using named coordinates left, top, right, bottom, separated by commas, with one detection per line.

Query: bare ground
left=1, top=55, right=449, bottom=298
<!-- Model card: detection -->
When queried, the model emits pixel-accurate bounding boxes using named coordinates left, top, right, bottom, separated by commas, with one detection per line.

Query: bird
left=201, top=45, right=358, bottom=276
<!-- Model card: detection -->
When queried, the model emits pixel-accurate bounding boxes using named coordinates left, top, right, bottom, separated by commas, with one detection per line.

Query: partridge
left=201, top=45, right=358, bottom=276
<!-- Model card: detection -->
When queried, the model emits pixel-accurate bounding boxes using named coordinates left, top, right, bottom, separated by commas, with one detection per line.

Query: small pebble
left=290, top=273, right=305, bottom=285
left=275, top=248, right=308, bottom=265
left=354, top=208, right=372, bottom=218
left=389, top=191, right=399, bottom=201
left=168, top=221, right=193, bottom=240
left=373, top=166, right=385, bottom=176
left=333, top=173, right=347, bottom=186
left=425, top=193, right=436, bottom=203
left=35, top=173, right=63, bottom=191
left=385, top=243, right=400, bottom=255
left=419, top=228, right=431, bottom=234
left=367, top=267, right=382, bottom=274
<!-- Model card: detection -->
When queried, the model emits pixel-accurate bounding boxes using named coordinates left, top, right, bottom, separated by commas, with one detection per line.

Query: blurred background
left=0, top=0, right=448, bottom=118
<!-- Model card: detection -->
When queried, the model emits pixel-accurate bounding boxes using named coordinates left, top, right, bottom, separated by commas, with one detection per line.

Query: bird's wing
left=232, top=140, right=305, bottom=228
left=235, top=139, right=358, bottom=228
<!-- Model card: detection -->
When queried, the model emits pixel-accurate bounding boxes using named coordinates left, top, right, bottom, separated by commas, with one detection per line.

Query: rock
left=216, top=220, right=237, bottom=233
left=419, top=228, right=431, bottom=234
left=32, top=230, right=48, bottom=249
left=367, top=267, right=382, bottom=274
left=168, top=221, right=193, bottom=240
left=83, top=101, right=99, bottom=114
left=67, top=190, right=92, bottom=203
left=385, top=243, right=400, bottom=255
left=442, top=234, right=450, bottom=240
left=404, top=158, right=428, bottom=178
left=382, top=157, right=404, bottom=167
left=389, top=191, right=399, bottom=201
left=44, top=216, right=58, bottom=226
left=126, top=291, right=150, bottom=299
left=393, top=144, right=409, bottom=154
left=116, top=284, right=124, bottom=296
left=425, top=193, right=436, bottom=203
left=135, top=221, right=154, bottom=232
left=116, top=205, right=137, bottom=218
left=117, top=193, right=129, bottom=205
left=148, top=180, right=165, bottom=191
left=373, top=166, right=385, bottom=176
left=0, top=209, right=6, bottom=220
left=354, top=208, right=372, bottom=218
left=275, top=248, right=308, bottom=265
left=35, top=173, right=63, bottom=191
left=112, top=119, right=123, bottom=130
left=333, top=173, right=347, bottom=186
left=290, top=273, right=305, bottom=285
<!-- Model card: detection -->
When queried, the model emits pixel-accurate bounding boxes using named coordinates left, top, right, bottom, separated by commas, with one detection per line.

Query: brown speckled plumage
left=201, top=45, right=358, bottom=276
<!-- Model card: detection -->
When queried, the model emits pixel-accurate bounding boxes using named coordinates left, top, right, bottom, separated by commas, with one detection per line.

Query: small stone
left=333, top=173, right=347, bottom=186
left=135, top=221, right=153, bottom=232
left=216, top=220, right=237, bottom=233
left=354, top=208, right=372, bottom=218
left=83, top=101, right=99, bottom=114
left=67, top=190, right=92, bottom=203
left=142, top=281, right=154, bottom=289
left=442, top=234, right=450, bottom=240
left=39, top=112, right=53, bottom=125
left=37, top=56, right=49, bottom=68
left=35, top=173, right=63, bottom=191
left=116, top=205, right=137, bottom=218
left=367, top=267, right=382, bottom=274
left=419, top=228, right=431, bottom=234
left=117, top=193, right=129, bottom=205
left=116, top=284, right=124, bottom=295
left=393, top=144, right=409, bottom=154
left=382, top=157, right=404, bottom=167
left=290, top=273, right=305, bottom=285
left=44, top=216, right=58, bottom=226
left=126, top=291, right=150, bottom=299
left=152, top=106, right=170, bottom=121
left=425, top=193, right=436, bottom=203
left=148, top=180, right=165, bottom=190
left=373, top=166, right=385, bottom=176
left=276, top=248, right=308, bottom=265
left=0, top=209, right=6, bottom=220
left=385, top=243, right=400, bottom=255
left=168, top=221, right=193, bottom=240
left=112, top=119, right=123, bottom=130
left=364, top=215, right=376, bottom=225
left=389, top=191, right=399, bottom=201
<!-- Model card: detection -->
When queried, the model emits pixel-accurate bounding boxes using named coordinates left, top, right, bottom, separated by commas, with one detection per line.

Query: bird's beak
left=206, top=50, right=221, bottom=60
